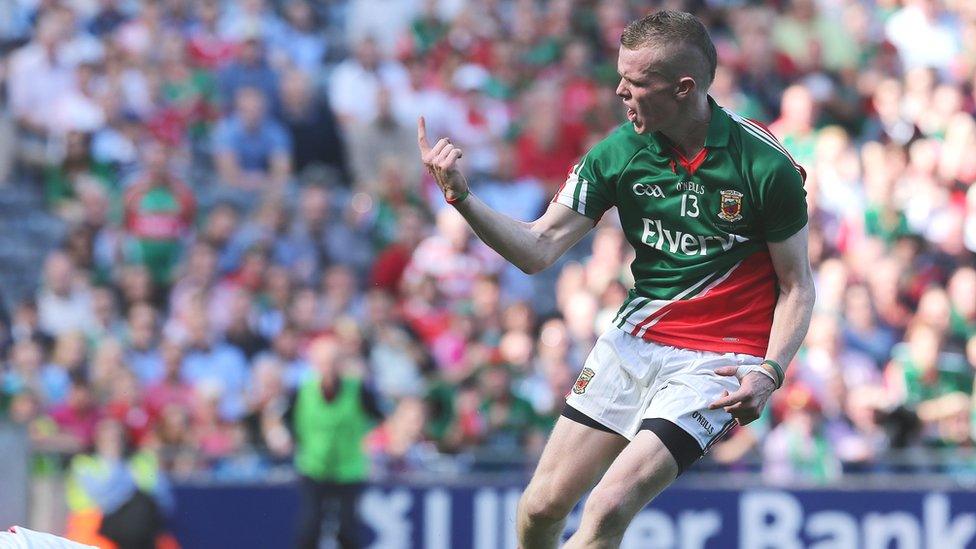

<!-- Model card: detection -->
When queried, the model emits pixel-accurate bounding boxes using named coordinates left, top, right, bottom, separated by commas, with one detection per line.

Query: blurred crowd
left=0, top=0, right=974, bottom=497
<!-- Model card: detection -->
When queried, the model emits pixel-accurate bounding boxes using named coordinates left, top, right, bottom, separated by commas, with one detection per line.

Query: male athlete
left=418, top=10, right=815, bottom=549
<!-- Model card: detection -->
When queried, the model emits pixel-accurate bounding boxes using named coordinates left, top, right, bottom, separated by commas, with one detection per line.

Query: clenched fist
left=418, top=116, right=469, bottom=203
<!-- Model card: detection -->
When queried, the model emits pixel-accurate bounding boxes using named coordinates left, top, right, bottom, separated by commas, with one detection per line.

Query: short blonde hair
left=620, top=10, right=717, bottom=88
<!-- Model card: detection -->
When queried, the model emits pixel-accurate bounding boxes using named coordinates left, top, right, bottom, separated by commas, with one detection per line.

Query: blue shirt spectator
left=182, top=342, right=249, bottom=421
left=212, top=87, right=293, bottom=188
left=218, top=38, right=280, bottom=111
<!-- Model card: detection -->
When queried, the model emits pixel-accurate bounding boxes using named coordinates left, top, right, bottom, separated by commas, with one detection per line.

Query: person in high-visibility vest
left=287, top=335, right=384, bottom=549
left=65, top=418, right=176, bottom=549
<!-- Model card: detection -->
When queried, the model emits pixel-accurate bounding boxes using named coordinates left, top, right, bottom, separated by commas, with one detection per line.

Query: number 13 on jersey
left=681, top=194, right=700, bottom=218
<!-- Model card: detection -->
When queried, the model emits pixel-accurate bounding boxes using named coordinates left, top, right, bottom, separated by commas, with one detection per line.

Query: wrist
left=760, top=359, right=784, bottom=388
left=446, top=188, right=470, bottom=206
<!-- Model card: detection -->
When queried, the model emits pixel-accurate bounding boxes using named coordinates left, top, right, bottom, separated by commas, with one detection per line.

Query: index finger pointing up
left=418, top=116, right=430, bottom=153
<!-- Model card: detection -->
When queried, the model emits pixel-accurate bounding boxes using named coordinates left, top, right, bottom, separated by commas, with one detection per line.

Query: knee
left=580, top=487, right=632, bottom=537
left=519, top=483, right=575, bottom=525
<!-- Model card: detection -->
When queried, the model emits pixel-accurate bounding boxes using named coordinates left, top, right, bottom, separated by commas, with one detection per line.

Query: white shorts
left=564, top=328, right=765, bottom=452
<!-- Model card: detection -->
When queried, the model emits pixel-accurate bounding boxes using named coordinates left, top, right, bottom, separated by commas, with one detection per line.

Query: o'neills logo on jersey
left=640, top=218, right=748, bottom=256
left=573, top=367, right=596, bottom=394
left=675, top=181, right=704, bottom=194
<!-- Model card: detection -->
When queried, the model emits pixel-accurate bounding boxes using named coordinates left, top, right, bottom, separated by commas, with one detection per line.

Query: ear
left=675, top=76, right=697, bottom=99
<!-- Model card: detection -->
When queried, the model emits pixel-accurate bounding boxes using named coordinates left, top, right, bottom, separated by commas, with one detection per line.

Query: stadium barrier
left=0, top=423, right=29, bottom=529
left=170, top=477, right=976, bottom=549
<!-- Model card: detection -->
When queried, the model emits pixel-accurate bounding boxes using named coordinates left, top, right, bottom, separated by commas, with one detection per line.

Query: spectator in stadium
left=223, top=288, right=268, bottom=360
left=278, top=184, right=341, bottom=283
left=154, top=404, right=198, bottom=476
left=841, top=284, right=898, bottom=368
left=479, top=362, right=545, bottom=456
left=37, top=252, right=96, bottom=338
left=763, top=384, right=841, bottom=485
left=402, top=207, right=502, bottom=305
left=243, top=355, right=291, bottom=458
left=885, top=0, right=961, bottom=76
left=368, top=207, right=427, bottom=294
left=212, top=86, right=293, bottom=189
left=143, top=338, right=194, bottom=418
left=217, top=35, right=280, bottom=110
left=288, top=335, right=383, bottom=549
left=49, top=376, right=100, bottom=451
left=6, top=13, right=71, bottom=164
left=885, top=323, right=972, bottom=445
left=769, top=84, right=819, bottom=169
left=64, top=418, right=174, bottom=549
left=255, top=324, right=308, bottom=390
left=947, top=267, right=976, bottom=344
left=278, top=70, right=349, bottom=182
left=441, top=64, right=511, bottom=178
left=41, top=332, right=88, bottom=406
left=88, top=0, right=127, bottom=38
left=369, top=397, right=434, bottom=472
left=43, top=131, right=114, bottom=220
left=518, top=318, right=575, bottom=429
left=513, top=84, right=587, bottom=191
left=269, top=0, right=326, bottom=74
left=185, top=3, right=233, bottom=70
left=328, top=36, right=409, bottom=127
left=103, top=368, right=154, bottom=446
left=179, top=307, right=248, bottom=421
left=122, top=139, right=197, bottom=289
left=124, top=303, right=163, bottom=387
left=347, top=86, right=419, bottom=191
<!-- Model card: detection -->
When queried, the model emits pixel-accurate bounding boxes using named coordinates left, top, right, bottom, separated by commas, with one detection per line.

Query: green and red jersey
left=123, top=176, right=196, bottom=284
left=553, top=96, right=808, bottom=357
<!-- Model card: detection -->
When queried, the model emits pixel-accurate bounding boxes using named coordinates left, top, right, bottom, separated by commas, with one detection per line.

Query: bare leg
left=563, top=430, right=679, bottom=549
left=517, top=416, right=628, bottom=549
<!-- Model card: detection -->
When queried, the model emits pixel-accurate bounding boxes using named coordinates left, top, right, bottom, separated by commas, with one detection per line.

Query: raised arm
left=418, top=117, right=594, bottom=274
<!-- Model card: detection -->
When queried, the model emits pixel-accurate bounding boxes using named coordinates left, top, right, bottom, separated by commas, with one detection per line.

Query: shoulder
left=723, top=109, right=805, bottom=184
left=123, top=179, right=152, bottom=203
left=585, top=123, right=648, bottom=167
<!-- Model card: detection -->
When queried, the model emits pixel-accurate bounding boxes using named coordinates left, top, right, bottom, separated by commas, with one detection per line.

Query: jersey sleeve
left=552, top=145, right=617, bottom=221
left=756, top=157, right=808, bottom=242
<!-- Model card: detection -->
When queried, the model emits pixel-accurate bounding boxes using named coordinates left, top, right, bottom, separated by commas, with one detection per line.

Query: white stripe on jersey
left=555, top=162, right=580, bottom=212
left=623, top=270, right=717, bottom=335
left=723, top=108, right=804, bottom=177
left=577, top=176, right=587, bottom=215
left=613, top=296, right=648, bottom=325
left=632, top=260, right=743, bottom=338
left=555, top=161, right=588, bottom=215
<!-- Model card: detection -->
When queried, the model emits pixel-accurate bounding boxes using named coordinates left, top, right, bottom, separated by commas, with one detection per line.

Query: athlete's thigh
left=582, top=429, right=678, bottom=523
left=526, top=415, right=629, bottom=506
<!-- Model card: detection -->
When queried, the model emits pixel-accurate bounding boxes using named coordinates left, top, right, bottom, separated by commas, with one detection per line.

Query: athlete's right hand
left=418, top=116, right=469, bottom=202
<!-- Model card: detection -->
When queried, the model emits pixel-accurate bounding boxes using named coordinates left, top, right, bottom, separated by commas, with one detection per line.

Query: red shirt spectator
left=49, top=381, right=101, bottom=450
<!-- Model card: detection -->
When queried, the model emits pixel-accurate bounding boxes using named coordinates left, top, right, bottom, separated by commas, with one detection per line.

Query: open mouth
left=627, top=108, right=637, bottom=122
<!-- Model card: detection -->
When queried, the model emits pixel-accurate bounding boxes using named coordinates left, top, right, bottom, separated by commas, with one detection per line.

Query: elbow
left=517, top=246, right=559, bottom=274
left=518, top=257, right=549, bottom=275
left=801, top=272, right=817, bottom=309
left=795, top=279, right=817, bottom=317
left=780, top=275, right=816, bottom=311
left=519, top=225, right=561, bottom=274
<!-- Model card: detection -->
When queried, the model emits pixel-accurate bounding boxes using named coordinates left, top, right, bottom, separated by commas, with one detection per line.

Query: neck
left=659, top=94, right=710, bottom=158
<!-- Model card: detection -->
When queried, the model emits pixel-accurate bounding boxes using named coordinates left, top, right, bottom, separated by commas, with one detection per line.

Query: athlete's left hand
left=707, top=366, right=777, bottom=425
